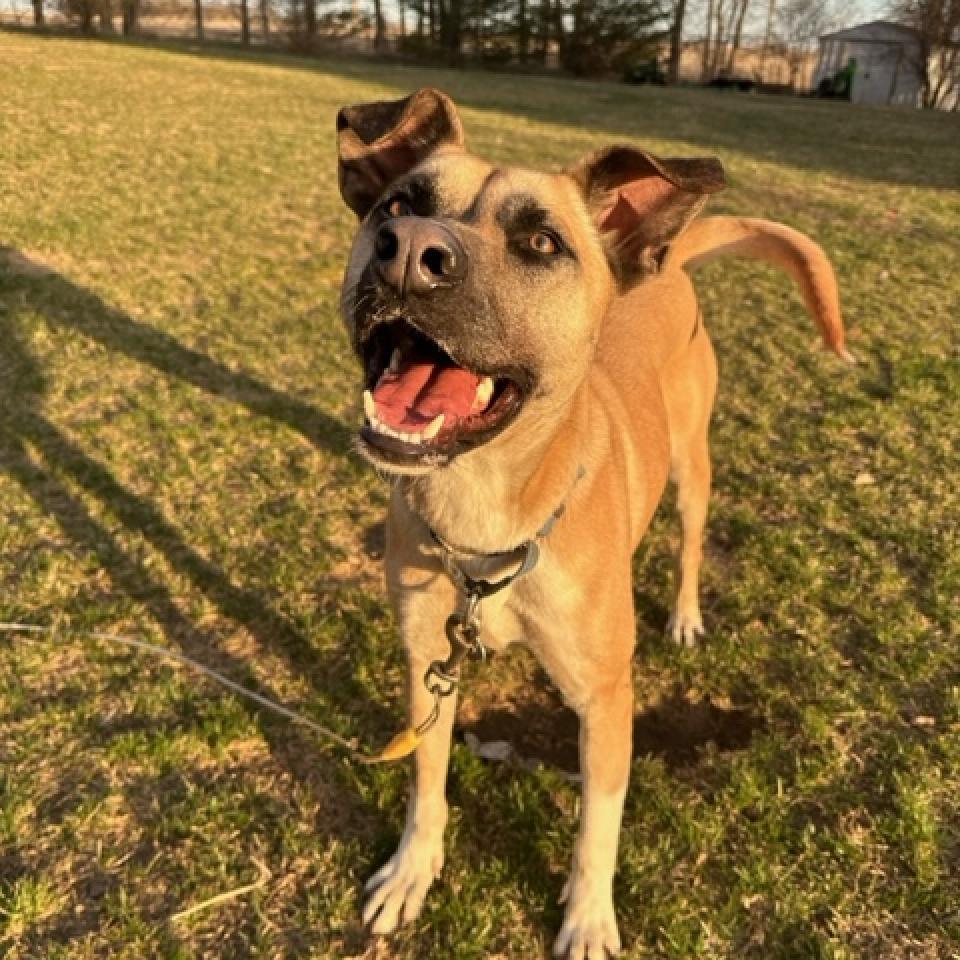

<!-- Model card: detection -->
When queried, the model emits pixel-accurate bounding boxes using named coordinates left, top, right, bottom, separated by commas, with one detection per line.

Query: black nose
left=374, top=218, right=467, bottom=296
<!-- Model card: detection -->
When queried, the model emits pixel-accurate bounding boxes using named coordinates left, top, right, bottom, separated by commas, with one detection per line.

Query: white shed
left=813, top=20, right=957, bottom=108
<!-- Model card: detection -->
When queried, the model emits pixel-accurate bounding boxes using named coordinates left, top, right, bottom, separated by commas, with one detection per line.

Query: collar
left=424, top=464, right=586, bottom=600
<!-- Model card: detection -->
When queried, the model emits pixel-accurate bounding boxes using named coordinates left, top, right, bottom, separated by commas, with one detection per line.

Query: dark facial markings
left=377, top=174, right=439, bottom=220
left=374, top=174, right=576, bottom=270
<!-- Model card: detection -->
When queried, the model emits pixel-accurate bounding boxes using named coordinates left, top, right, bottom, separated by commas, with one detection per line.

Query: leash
left=0, top=622, right=366, bottom=753
left=363, top=466, right=586, bottom=764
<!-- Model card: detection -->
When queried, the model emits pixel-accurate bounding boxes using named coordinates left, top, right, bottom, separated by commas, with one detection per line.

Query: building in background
left=813, top=20, right=959, bottom=109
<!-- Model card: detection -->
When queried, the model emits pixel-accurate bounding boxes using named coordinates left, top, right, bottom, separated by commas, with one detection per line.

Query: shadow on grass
left=8, top=27, right=960, bottom=190
left=0, top=247, right=386, bottom=944
left=459, top=682, right=766, bottom=775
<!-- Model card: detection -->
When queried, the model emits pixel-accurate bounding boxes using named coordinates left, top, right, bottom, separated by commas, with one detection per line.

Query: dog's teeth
left=409, top=431, right=423, bottom=444
left=473, top=376, right=494, bottom=411
left=388, top=349, right=400, bottom=374
left=363, top=389, right=375, bottom=421
left=423, top=414, right=444, bottom=440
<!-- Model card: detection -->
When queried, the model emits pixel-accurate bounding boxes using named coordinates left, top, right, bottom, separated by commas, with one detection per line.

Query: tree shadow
left=0, top=248, right=389, bottom=946
left=12, top=29, right=959, bottom=190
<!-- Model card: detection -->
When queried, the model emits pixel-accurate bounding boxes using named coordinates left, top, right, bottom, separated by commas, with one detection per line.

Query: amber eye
left=528, top=230, right=559, bottom=255
left=385, top=196, right=411, bottom=218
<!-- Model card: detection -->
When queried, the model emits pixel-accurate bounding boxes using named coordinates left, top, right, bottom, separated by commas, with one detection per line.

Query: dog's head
left=337, top=88, right=724, bottom=475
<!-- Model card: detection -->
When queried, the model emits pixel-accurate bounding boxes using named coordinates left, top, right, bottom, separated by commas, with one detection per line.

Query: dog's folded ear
left=570, top=145, right=725, bottom=284
left=337, top=88, right=465, bottom=218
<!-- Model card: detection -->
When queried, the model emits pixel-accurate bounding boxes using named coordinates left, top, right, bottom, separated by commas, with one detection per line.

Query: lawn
left=1, top=30, right=958, bottom=960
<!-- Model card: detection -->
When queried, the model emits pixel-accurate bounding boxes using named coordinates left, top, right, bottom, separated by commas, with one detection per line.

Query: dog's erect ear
left=337, top=88, right=465, bottom=218
left=571, top=145, right=725, bottom=283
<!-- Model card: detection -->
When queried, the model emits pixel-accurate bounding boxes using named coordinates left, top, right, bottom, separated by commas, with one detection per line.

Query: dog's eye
left=385, top=196, right=412, bottom=218
left=528, top=231, right=560, bottom=256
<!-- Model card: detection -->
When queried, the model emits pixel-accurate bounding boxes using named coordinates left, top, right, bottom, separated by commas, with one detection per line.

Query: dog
left=336, top=87, right=850, bottom=958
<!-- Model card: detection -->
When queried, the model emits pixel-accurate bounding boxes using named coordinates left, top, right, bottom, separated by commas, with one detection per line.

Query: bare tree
left=194, top=0, right=204, bottom=39
left=776, top=0, right=841, bottom=86
left=121, top=0, right=138, bottom=34
left=32, top=0, right=45, bottom=26
left=669, top=0, right=687, bottom=81
left=892, top=0, right=960, bottom=107
left=240, top=0, right=251, bottom=43
left=725, top=0, right=750, bottom=70
left=373, top=0, right=388, bottom=48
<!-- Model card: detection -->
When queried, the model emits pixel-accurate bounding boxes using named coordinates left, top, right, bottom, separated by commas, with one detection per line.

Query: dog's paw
left=554, top=883, right=621, bottom=959
left=362, top=834, right=444, bottom=935
left=667, top=608, right=704, bottom=648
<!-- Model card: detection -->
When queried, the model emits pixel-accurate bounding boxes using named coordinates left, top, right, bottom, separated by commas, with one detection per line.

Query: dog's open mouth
left=359, top=319, right=527, bottom=463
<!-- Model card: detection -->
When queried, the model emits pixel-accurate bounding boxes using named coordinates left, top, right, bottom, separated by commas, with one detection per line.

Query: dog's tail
left=669, top=216, right=854, bottom=363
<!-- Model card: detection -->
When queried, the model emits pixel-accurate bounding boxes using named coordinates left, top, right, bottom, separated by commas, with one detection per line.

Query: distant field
left=1, top=30, right=958, bottom=960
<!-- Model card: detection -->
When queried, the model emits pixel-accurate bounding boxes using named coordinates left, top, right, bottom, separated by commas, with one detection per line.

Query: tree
left=668, top=0, right=687, bottom=81
left=32, top=0, right=44, bottom=26
left=562, top=0, right=667, bottom=74
left=775, top=0, right=844, bottom=87
left=121, top=0, right=138, bottom=34
left=194, top=0, right=204, bottom=39
left=892, top=0, right=960, bottom=107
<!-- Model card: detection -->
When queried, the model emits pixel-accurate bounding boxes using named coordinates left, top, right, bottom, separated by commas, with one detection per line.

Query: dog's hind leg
left=663, top=326, right=717, bottom=647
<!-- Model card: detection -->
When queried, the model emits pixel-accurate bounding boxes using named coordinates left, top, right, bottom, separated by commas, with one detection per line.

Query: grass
left=1, top=29, right=958, bottom=960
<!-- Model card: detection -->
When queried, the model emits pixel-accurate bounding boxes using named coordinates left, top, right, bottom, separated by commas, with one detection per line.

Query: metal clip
left=424, top=659, right=459, bottom=698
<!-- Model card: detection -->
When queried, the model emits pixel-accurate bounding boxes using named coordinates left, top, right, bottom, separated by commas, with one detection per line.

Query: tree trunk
left=535, top=0, right=549, bottom=64
left=99, top=0, right=115, bottom=32
left=553, top=0, right=565, bottom=67
left=518, top=0, right=528, bottom=62
left=669, top=0, right=686, bottom=82
left=121, top=0, right=138, bottom=34
left=237, top=0, right=249, bottom=43
left=193, top=0, right=204, bottom=39
left=373, top=0, right=387, bottom=49
left=710, top=0, right=725, bottom=76
left=702, top=0, right=714, bottom=79
left=32, top=0, right=44, bottom=26
left=259, top=0, right=269, bottom=38
left=758, top=0, right=774, bottom=82
left=444, top=0, right=462, bottom=62
left=726, top=0, right=749, bottom=73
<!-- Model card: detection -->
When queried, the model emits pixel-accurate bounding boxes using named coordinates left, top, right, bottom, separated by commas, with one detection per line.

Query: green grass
left=1, top=29, right=958, bottom=960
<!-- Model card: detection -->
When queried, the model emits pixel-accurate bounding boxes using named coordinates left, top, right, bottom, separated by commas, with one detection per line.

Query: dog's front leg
left=554, top=670, right=633, bottom=959
left=363, top=597, right=457, bottom=935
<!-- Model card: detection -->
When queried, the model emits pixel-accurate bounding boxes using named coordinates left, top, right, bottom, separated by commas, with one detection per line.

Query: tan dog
left=336, top=88, right=849, bottom=958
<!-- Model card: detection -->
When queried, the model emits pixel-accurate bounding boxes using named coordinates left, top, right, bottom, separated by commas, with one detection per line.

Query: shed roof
left=819, top=19, right=920, bottom=43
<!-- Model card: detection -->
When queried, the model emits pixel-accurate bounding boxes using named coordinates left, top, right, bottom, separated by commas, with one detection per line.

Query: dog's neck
left=401, top=385, right=592, bottom=554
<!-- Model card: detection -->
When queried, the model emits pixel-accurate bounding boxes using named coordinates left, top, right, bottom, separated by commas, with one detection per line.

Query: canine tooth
left=389, top=349, right=400, bottom=373
left=423, top=414, right=444, bottom=440
left=363, top=389, right=375, bottom=421
left=474, top=376, right=494, bottom=410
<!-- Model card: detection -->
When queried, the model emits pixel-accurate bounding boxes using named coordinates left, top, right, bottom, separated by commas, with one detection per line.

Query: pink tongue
left=373, top=361, right=482, bottom=430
